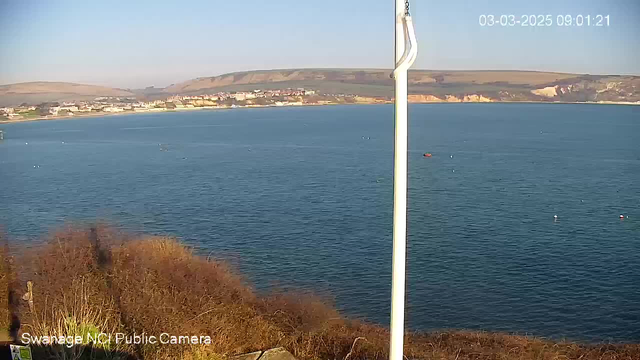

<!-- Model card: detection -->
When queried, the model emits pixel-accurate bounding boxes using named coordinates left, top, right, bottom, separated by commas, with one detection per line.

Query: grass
left=1, top=225, right=639, bottom=359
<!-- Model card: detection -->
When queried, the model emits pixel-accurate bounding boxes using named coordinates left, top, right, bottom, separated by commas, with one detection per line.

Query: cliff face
left=408, top=95, right=443, bottom=102
left=531, top=86, right=558, bottom=98
left=529, top=77, right=640, bottom=103
left=408, top=94, right=492, bottom=103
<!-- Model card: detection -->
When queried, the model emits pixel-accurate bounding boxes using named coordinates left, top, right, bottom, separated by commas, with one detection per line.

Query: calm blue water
left=1, top=104, right=639, bottom=342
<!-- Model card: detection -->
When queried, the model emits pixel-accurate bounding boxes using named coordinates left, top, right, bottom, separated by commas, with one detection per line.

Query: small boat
left=423, top=153, right=432, bottom=157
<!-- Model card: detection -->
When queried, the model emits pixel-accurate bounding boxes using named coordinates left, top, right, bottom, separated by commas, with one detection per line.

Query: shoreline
left=1, top=100, right=638, bottom=125
left=0, top=103, right=336, bottom=124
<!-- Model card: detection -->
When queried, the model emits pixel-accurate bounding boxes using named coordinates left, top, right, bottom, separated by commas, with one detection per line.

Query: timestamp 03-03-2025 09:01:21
left=479, top=14, right=610, bottom=27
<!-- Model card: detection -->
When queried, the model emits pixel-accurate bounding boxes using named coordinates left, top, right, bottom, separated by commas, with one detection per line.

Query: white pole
left=390, top=0, right=408, bottom=359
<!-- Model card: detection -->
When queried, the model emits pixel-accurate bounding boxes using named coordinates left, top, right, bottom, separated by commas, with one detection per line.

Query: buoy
left=423, top=153, right=432, bottom=157
left=25, top=142, right=28, bottom=145
left=450, top=155, right=453, bottom=158
left=554, top=215, right=558, bottom=220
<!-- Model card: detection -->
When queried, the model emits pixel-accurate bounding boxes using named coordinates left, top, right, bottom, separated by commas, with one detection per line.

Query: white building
left=102, top=107, right=124, bottom=113
left=60, top=105, right=79, bottom=112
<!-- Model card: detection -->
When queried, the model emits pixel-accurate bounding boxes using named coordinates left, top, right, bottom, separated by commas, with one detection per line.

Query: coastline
left=0, top=103, right=335, bottom=124
left=1, top=100, right=638, bottom=125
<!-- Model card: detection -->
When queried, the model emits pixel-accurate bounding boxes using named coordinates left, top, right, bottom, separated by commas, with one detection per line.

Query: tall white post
left=390, top=0, right=408, bottom=359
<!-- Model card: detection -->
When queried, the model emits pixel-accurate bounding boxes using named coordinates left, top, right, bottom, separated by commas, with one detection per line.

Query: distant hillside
left=164, top=69, right=574, bottom=94
left=2, top=70, right=639, bottom=106
left=158, top=69, right=640, bottom=103
left=0, top=82, right=135, bottom=106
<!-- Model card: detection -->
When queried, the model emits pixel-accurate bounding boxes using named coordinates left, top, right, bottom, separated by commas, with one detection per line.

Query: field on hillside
left=161, top=69, right=579, bottom=97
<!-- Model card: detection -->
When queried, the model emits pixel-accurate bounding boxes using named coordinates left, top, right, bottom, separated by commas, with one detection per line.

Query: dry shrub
left=110, top=237, right=387, bottom=359
left=110, top=236, right=276, bottom=358
left=278, top=321, right=390, bottom=360
left=261, top=292, right=341, bottom=333
left=0, top=231, right=20, bottom=343
left=4, top=225, right=640, bottom=360
left=404, top=331, right=640, bottom=360
left=0, top=241, right=9, bottom=334
left=17, top=226, right=133, bottom=359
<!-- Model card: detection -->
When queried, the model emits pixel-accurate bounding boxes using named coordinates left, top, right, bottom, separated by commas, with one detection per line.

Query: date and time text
left=479, top=14, right=610, bottom=27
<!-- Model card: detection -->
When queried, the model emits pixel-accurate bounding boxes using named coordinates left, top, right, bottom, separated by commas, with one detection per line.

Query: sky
left=0, top=0, right=639, bottom=88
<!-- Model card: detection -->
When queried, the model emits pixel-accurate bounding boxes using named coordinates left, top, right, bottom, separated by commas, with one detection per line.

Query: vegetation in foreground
left=0, top=226, right=638, bottom=360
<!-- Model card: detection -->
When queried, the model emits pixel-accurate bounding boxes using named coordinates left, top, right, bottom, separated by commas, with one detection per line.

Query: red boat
left=423, top=153, right=432, bottom=157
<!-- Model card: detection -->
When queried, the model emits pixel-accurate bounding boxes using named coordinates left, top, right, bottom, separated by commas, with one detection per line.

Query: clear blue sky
left=0, top=0, right=638, bottom=88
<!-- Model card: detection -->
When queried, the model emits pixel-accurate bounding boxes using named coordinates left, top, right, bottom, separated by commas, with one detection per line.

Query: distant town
left=0, top=88, right=386, bottom=121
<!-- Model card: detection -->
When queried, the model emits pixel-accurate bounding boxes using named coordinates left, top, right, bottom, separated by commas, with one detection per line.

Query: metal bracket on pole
left=392, top=15, right=418, bottom=79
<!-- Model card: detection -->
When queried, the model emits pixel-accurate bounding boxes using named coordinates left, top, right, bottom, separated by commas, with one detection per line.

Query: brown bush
left=17, top=226, right=133, bottom=359
left=0, top=230, right=20, bottom=343
left=0, top=241, right=9, bottom=335
left=110, top=236, right=278, bottom=358
left=4, top=225, right=639, bottom=360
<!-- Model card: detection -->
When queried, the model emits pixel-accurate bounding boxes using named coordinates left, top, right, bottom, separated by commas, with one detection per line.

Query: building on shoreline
left=0, top=88, right=391, bottom=121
